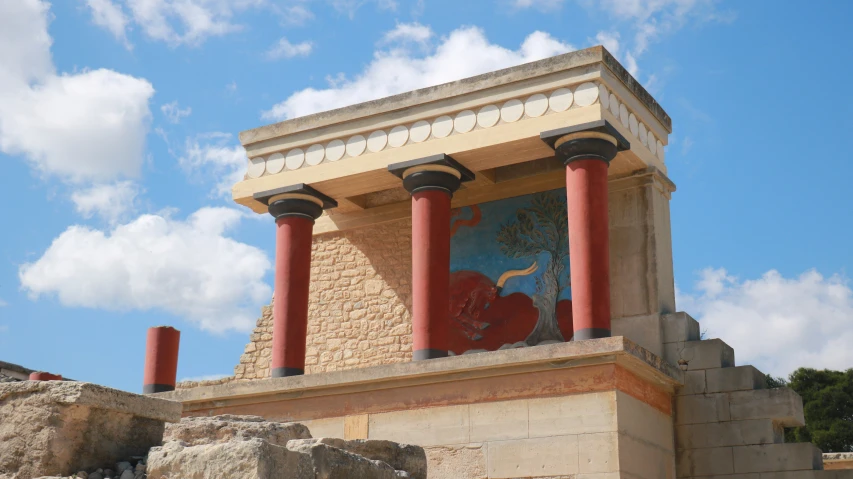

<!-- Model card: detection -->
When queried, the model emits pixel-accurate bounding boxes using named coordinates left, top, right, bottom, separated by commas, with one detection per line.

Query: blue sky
left=1, top=0, right=851, bottom=391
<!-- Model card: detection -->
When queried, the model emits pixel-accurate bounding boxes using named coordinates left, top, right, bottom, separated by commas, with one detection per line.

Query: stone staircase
left=663, top=312, right=853, bottom=479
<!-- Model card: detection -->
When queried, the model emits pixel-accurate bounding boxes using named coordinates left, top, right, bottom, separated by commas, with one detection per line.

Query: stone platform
left=155, top=337, right=683, bottom=478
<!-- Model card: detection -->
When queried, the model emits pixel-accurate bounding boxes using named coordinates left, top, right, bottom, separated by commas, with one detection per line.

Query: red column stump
left=143, top=326, right=180, bottom=393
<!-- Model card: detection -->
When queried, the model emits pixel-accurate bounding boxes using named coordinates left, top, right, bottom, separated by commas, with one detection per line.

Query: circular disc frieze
left=609, top=93, right=620, bottom=118
left=367, top=130, right=388, bottom=152
left=549, top=88, right=573, bottom=112
left=574, top=82, right=599, bottom=107
left=432, top=116, right=453, bottom=138
left=305, top=144, right=325, bottom=165
left=388, top=125, right=409, bottom=147
left=629, top=113, right=639, bottom=137
left=247, top=157, right=265, bottom=178
left=454, top=110, right=476, bottom=133
left=500, top=99, right=524, bottom=123
left=410, top=120, right=431, bottom=143
left=476, top=105, right=500, bottom=128
left=266, top=152, right=285, bottom=174
left=285, top=149, right=304, bottom=170
left=599, top=85, right=610, bottom=110
left=524, top=94, right=548, bottom=118
left=639, top=123, right=648, bottom=146
left=326, top=139, right=345, bottom=162
left=346, top=135, right=367, bottom=157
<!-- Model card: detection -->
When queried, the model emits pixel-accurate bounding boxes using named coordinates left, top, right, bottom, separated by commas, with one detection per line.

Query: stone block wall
left=235, top=219, right=414, bottom=380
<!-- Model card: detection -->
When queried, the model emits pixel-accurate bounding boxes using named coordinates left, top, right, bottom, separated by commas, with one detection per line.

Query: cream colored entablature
left=233, top=46, right=672, bottom=231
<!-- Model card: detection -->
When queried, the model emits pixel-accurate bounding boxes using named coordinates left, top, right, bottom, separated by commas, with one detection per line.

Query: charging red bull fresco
left=449, top=189, right=574, bottom=354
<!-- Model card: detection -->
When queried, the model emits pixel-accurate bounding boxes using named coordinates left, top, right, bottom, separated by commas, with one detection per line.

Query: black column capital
left=254, top=184, right=337, bottom=221
left=541, top=120, right=630, bottom=166
left=388, top=153, right=475, bottom=197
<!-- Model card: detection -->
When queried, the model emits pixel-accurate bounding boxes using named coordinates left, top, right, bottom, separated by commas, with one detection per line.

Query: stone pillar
left=143, top=326, right=180, bottom=393
left=542, top=121, right=627, bottom=341
left=29, top=372, right=62, bottom=381
left=389, top=155, right=474, bottom=360
left=260, top=185, right=337, bottom=377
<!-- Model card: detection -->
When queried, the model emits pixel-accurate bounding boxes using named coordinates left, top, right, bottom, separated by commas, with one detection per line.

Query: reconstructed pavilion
left=153, top=47, right=851, bottom=479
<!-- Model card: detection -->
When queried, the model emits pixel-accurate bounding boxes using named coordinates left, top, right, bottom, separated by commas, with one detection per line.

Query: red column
left=143, top=326, right=180, bottom=393
left=411, top=189, right=452, bottom=360
left=565, top=159, right=612, bottom=340
left=271, top=216, right=314, bottom=377
left=29, top=372, right=62, bottom=381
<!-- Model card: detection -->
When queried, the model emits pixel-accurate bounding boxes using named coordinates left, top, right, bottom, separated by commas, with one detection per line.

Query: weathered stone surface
left=0, top=381, right=181, bottom=479
left=288, top=438, right=426, bottom=479
left=147, top=437, right=310, bottom=479
left=164, top=414, right=311, bottom=446
left=424, top=444, right=487, bottom=479
left=287, top=441, right=403, bottom=479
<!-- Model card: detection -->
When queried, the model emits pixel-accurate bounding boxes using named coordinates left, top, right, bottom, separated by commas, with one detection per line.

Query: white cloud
left=380, top=22, right=433, bottom=46
left=179, top=132, right=246, bottom=197
left=276, top=4, right=313, bottom=26
left=0, top=0, right=154, bottom=184
left=594, top=31, right=620, bottom=55
left=678, top=268, right=853, bottom=377
left=123, top=0, right=264, bottom=46
left=265, top=37, right=314, bottom=60
left=19, top=207, right=272, bottom=333
left=161, top=100, right=192, bottom=123
left=85, top=0, right=132, bottom=49
left=263, top=26, right=574, bottom=120
left=512, top=0, right=565, bottom=10
left=71, top=181, right=140, bottom=223
left=0, top=299, right=7, bottom=307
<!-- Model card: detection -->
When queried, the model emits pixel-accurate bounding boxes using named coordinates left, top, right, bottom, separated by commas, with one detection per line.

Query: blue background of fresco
left=450, top=188, right=573, bottom=301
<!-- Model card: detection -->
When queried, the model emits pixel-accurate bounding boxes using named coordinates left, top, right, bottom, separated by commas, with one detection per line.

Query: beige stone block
left=528, top=391, right=617, bottom=438
left=676, top=447, right=735, bottom=477
left=676, top=370, right=706, bottom=396
left=344, top=414, right=369, bottom=440
left=487, top=435, right=579, bottom=478
left=424, top=444, right=486, bottom=479
left=469, top=399, right=528, bottom=443
left=662, top=312, right=700, bottom=344
left=675, top=393, right=731, bottom=425
left=369, top=405, right=469, bottom=446
left=579, top=432, right=619, bottom=473
left=577, top=473, right=621, bottom=479
left=300, top=417, right=345, bottom=439
left=675, top=419, right=782, bottom=450
left=612, top=313, right=664, bottom=357
left=620, top=433, right=677, bottom=479
left=616, top=391, right=675, bottom=452
left=666, top=339, right=736, bottom=371
left=732, top=443, right=823, bottom=473
left=728, top=388, right=805, bottom=427
left=706, top=366, right=767, bottom=393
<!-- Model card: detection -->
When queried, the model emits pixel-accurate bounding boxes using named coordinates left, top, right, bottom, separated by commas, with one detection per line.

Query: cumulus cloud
left=19, top=207, right=272, bottom=333
left=122, top=0, right=265, bottom=46
left=0, top=0, right=154, bottom=184
left=161, top=101, right=192, bottom=123
left=85, top=0, right=132, bottom=48
left=380, top=22, right=432, bottom=46
left=263, top=25, right=574, bottom=120
left=512, top=0, right=565, bottom=10
left=71, top=181, right=140, bottom=223
left=678, top=268, right=853, bottom=377
left=179, top=132, right=246, bottom=197
left=265, top=37, right=314, bottom=60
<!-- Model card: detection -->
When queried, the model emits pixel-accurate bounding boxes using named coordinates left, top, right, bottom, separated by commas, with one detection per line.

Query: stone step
left=665, top=338, right=736, bottom=371
left=675, top=419, right=783, bottom=450
left=729, top=388, right=806, bottom=428
left=706, top=365, right=768, bottom=394
left=662, top=312, right=701, bottom=344
left=676, top=443, right=823, bottom=478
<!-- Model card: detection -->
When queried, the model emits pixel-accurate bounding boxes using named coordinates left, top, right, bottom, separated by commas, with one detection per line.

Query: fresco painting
left=448, top=188, right=574, bottom=354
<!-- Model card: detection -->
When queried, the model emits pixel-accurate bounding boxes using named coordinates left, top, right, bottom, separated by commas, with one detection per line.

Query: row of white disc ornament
left=246, top=81, right=608, bottom=179
left=599, top=86, right=665, bottom=162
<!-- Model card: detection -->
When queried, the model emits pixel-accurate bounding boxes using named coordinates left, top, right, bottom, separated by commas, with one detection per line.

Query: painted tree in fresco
left=495, top=191, right=570, bottom=344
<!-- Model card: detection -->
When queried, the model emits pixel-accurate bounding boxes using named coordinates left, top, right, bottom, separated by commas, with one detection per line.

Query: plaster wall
left=233, top=167, right=675, bottom=380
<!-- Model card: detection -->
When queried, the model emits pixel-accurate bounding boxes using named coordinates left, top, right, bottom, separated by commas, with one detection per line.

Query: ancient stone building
left=156, top=46, right=853, bottom=479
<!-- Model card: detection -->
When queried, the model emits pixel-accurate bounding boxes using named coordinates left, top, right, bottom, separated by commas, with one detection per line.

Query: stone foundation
left=0, top=381, right=182, bottom=479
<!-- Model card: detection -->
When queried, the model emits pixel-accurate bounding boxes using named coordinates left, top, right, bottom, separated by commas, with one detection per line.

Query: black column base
left=413, top=349, right=448, bottom=360
left=271, top=367, right=305, bottom=377
left=143, top=383, right=175, bottom=394
left=572, top=328, right=612, bottom=341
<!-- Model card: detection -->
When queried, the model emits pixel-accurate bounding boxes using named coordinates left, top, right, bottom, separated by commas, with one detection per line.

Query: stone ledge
left=1, top=380, right=182, bottom=422
left=153, top=337, right=682, bottom=410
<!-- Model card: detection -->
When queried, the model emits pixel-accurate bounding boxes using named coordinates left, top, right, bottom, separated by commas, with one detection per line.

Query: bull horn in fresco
left=495, top=261, right=538, bottom=293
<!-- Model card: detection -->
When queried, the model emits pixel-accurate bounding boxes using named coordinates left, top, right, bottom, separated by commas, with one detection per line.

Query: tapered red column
left=543, top=123, right=626, bottom=341
left=389, top=154, right=474, bottom=360
left=271, top=214, right=314, bottom=377
left=29, top=372, right=62, bottom=381
left=411, top=188, right=453, bottom=360
left=143, top=326, right=180, bottom=393
left=261, top=185, right=337, bottom=377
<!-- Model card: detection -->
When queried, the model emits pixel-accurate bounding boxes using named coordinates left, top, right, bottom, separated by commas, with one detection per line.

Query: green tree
left=782, top=368, right=853, bottom=452
left=496, top=192, right=569, bottom=344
